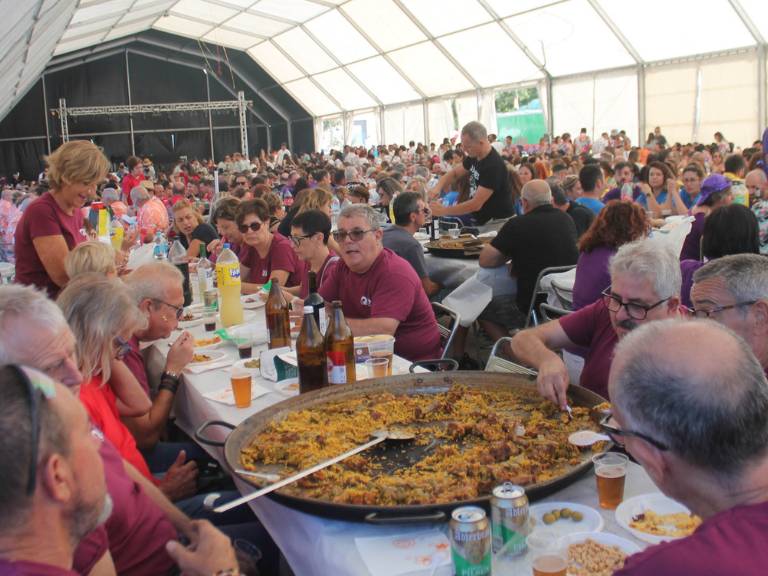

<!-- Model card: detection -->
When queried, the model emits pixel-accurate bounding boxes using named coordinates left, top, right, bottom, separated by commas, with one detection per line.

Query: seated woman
left=237, top=198, right=300, bottom=293
left=262, top=191, right=286, bottom=233
left=172, top=199, right=218, bottom=259
left=14, top=141, right=109, bottom=297
left=572, top=201, right=648, bottom=309
left=207, top=197, right=243, bottom=259
left=639, top=161, right=689, bottom=217
left=64, top=240, right=118, bottom=279
left=347, top=185, right=370, bottom=204
left=679, top=174, right=734, bottom=261
left=285, top=209, right=337, bottom=299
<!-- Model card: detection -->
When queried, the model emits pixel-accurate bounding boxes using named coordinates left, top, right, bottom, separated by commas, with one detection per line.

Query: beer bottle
left=265, top=278, right=291, bottom=349
left=305, top=271, right=326, bottom=334
left=324, top=300, right=356, bottom=384
left=297, top=305, right=327, bottom=394
left=169, top=239, right=192, bottom=306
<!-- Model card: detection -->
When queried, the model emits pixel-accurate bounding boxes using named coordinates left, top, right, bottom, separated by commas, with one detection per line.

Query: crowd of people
left=1, top=118, right=768, bottom=575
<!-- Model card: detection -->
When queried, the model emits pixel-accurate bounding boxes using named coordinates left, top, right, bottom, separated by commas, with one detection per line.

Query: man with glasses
left=607, top=319, right=768, bottom=575
left=690, top=253, right=768, bottom=374
left=319, top=204, right=442, bottom=362
left=510, top=239, right=681, bottom=407
left=383, top=191, right=441, bottom=298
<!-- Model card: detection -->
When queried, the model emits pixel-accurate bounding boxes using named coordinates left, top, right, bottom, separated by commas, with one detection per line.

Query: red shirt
left=72, top=523, right=109, bottom=576
left=240, top=232, right=300, bottom=287
left=318, top=249, right=442, bottom=362
left=0, top=561, right=77, bottom=575
left=121, top=173, right=145, bottom=206
left=78, top=376, right=153, bottom=481
left=615, top=500, right=768, bottom=576
left=558, top=298, right=617, bottom=400
left=297, top=254, right=337, bottom=299
left=13, top=192, right=87, bottom=297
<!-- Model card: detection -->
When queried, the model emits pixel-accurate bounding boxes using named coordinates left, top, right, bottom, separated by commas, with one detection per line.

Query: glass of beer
left=231, top=368, right=252, bottom=408
left=592, top=452, right=629, bottom=509
left=203, top=310, right=217, bottom=333
left=527, top=531, right=567, bottom=576
left=365, top=357, right=389, bottom=379
left=366, top=335, right=395, bottom=376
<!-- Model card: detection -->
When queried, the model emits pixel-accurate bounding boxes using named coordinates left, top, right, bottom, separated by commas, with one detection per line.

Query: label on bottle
left=318, top=308, right=327, bottom=334
left=216, top=261, right=241, bottom=287
left=326, top=350, right=347, bottom=384
left=201, top=269, right=214, bottom=292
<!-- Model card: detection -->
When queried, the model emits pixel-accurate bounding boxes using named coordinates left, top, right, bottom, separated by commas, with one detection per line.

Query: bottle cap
left=303, top=306, right=314, bottom=315
left=223, top=242, right=230, bottom=249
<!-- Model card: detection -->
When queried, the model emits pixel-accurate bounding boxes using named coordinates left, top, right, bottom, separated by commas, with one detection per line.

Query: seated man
left=609, top=319, right=768, bottom=575
left=690, top=254, right=768, bottom=373
left=510, top=239, right=681, bottom=405
left=574, top=164, right=605, bottom=215
left=551, top=182, right=594, bottom=239
left=319, top=204, right=442, bottom=362
left=383, top=191, right=441, bottom=298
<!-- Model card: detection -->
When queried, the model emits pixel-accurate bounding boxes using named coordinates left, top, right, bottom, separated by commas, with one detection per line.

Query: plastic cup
left=365, top=357, right=389, bottom=379
left=448, top=228, right=460, bottom=239
left=365, top=335, right=395, bottom=375
left=592, top=452, right=629, bottom=509
left=231, top=369, right=252, bottom=408
left=527, top=531, right=567, bottom=576
left=203, top=310, right=217, bottom=333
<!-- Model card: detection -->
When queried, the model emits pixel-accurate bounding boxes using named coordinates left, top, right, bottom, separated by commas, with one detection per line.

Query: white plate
left=189, top=350, right=227, bottom=366
left=615, top=493, right=697, bottom=545
left=414, top=232, right=429, bottom=241
left=275, top=378, right=299, bottom=397
left=529, top=502, right=603, bottom=538
left=233, top=358, right=261, bottom=374
left=241, top=294, right=266, bottom=309
left=178, top=314, right=205, bottom=328
left=193, top=335, right=223, bottom=351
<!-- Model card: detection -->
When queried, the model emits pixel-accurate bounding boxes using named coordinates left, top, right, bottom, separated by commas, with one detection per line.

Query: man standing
left=609, top=319, right=768, bottom=575
left=429, top=121, right=515, bottom=231
left=574, top=164, right=605, bottom=215
left=383, top=192, right=441, bottom=297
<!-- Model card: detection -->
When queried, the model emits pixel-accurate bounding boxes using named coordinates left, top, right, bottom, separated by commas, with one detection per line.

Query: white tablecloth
left=424, top=253, right=479, bottom=290
left=167, top=311, right=658, bottom=576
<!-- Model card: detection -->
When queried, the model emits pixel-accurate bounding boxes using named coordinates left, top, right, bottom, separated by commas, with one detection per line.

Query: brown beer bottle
left=265, top=278, right=291, bottom=349
left=324, top=300, right=356, bottom=384
left=297, top=305, right=327, bottom=393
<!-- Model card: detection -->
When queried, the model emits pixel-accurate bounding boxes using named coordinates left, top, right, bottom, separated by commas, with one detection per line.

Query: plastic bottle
left=169, top=240, right=192, bottom=306
left=297, top=305, right=327, bottom=394
left=197, top=244, right=213, bottom=305
left=153, top=232, right=168, bottom=260
left=215, top=243, right=244, bottom=327
left=110, top=216, right=124, bottom=252
left=621, top=183, right=634, bottom=202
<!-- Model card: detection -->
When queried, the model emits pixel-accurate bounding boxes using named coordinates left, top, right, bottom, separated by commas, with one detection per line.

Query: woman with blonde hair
left=64, top=240, right=118, bottom=279
left=14, top=140, right=109, bottom=296
left=172, top=199, right=218, bottom=258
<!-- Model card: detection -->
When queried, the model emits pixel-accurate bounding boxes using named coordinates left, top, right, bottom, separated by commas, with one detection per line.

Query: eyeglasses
left=290, top=234, right=312, bottom=246
left=600, top=414, right=669, bottom=451
left=416, top=206, right=431, bottom=215
left=601, top=289, right=670, bottom=320
left=113, top=335, right=132, bottom=360
left=238, top=221, right=263, bottom=234
left=7, top=365, right=56, bottom=495
left=686, top=300, right=758, bottom=319
left=332, top=228, right=374, bottom=242
left=152, top=298, right=184, bottom=320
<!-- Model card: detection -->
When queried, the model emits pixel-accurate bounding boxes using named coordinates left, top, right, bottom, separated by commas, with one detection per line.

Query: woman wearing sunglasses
left=172, top=199, right=219, bottom=259
left=236, top=198, right=300, bottom=294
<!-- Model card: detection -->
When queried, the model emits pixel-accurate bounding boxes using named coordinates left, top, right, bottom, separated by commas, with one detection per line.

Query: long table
left=165, top=311, right=657, bottom=576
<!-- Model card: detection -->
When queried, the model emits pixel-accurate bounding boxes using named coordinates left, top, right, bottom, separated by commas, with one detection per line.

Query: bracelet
left=159, top=371, right=181, bottom=394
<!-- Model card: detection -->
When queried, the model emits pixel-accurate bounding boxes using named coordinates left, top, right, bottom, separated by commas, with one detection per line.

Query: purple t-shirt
left=0, top=561, right=76, bottom=576
left=679, top=212, right=705, bottom=261
left=558, top=299, right=617, bottom=400
left=680, top=259, right=704, bottom=309
left=240, top=232, right=300, bottom=287
left=602, top=185, right=644, bottom=203
left=572, top=246, right=615, bottom=310
left=615, top=500, right=768, bottom=576
left=13, top=192, right=87, bottom=297
left=318, top=249, right=442, bottom=362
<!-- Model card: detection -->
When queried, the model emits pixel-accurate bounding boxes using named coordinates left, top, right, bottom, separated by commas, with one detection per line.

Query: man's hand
left=166, top=520, right=239, bottom=576
left=536, top=357, right=570, bottom=409
left=159, top=450, right=198, bottom=502
left=166, top=331, right=194, bottom=374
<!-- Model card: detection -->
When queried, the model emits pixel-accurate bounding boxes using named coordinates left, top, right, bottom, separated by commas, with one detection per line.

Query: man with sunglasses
left=608, top=320, right=768, bottom=576
left=510, top=239, right=681, bottom=407
left=319, top=204, right=442, bottom=362
left=690, top=254, right=768, bottom=374
left=383, top=192, right=441, bottom=297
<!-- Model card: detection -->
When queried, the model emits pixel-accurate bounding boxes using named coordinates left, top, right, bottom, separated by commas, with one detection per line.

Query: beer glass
left=592, top=452, right=629, bottom=509
left=230, top=368, right=252, bottom=408
left=365, top=357, right=389, bottom=379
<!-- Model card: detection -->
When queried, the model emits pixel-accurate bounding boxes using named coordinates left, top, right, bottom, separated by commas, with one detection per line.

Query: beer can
left=491, top=482, right=529, bottom=555
left=449, top=506, right=491, bottom=576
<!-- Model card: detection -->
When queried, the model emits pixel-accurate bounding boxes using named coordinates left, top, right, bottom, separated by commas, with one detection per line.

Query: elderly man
left=609, top=320, right=768, bottom=575
left=319, top=204, right=442, bottom=362
left=429, top=121, right=516, bottom=231
left=689, top=254, right=768, bottom=373
left=510, top=239, right=681, bottom=406
left=746, top=168, right=767, bottom=200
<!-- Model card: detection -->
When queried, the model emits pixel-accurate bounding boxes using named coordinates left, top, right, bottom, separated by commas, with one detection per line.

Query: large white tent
left=3, top=0, right=767, bottom=151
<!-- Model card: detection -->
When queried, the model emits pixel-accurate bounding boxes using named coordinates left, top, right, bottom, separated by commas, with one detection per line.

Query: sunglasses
left=152, top=298, right=184, bottom=320
left=332, top=228, right=374, bottom=242
left=238, top=221, right=263, bottom=234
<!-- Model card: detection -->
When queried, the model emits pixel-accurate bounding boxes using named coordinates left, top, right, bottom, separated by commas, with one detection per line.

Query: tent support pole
left=41, top=74, right=51, bottom=154
left=637, top=64, right=646, bottom=143
left=205, top=70, right=214, bottom=162
left=758, top=45, right=766, bottom=131
left=125, top=50, right=135, bottom=156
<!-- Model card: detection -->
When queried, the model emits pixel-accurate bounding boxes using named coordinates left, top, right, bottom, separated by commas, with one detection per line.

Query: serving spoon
left=212, top=429, right=415, bottom=513
left=567, top=429, right=611, bottom=447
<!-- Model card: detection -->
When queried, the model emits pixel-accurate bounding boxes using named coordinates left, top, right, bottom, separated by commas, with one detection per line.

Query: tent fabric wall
left=382, top=104, right=425, bottom=146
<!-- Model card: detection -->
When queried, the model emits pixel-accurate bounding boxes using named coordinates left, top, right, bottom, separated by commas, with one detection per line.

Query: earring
left=161, top=315, right=168, bottom=321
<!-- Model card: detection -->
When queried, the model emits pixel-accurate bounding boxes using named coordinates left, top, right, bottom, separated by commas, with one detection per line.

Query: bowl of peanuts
left=557, top=532, right=641, bottom=576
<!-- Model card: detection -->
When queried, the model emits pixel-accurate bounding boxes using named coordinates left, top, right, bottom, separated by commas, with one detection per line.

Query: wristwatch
left=159, top=369, right=181, bottom=394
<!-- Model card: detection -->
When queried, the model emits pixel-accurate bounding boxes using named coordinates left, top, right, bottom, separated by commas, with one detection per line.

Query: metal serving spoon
left=213, top=429, right=415, bottom=513
left=567, top=429, right=611, bottom=447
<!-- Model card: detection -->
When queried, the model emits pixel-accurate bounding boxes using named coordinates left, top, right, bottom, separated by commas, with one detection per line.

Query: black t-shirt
left=491, top=204, right=578, bottom=311
left=462, top=147, right=515, bottom=224
left=180, top=223, right=218, bottom=249
left=566, top=202, right=595, bottom=239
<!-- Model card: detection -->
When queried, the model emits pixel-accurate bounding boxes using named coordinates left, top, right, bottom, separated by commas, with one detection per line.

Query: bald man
left=609, top=319, right=768, bottom=575
left=746, top=169, right=767, bottom=200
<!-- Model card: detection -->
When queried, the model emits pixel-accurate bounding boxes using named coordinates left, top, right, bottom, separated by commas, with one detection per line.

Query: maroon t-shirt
left=14, top=192, right=87, bottom=297
left=97, top=436, right=177, bottom=576
left=72, top=523, right=109, bottom=575
left=0, top=561, right=76, bottom=576
left=297, top=254, right=337, bottom=300
left=615, top=500, right=768, bottom=575
left=318, top=249, right=442, bottom=362
left=558, top=298, right=617, bottom=400
left=123, top=336, right=150, bottom=396
left=240, top=232, right=300, bottom=287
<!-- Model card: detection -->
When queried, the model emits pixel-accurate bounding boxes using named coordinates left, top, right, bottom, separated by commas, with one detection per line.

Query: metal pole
left=205, top=70, right=214, bottom=161
left=58, top=98, right=69, bottom=143
left=758, top=45, right=767, bottom=133
left=545, top=77, right=554, bottom=136
left=637, top=64, right=646, bottom=144
left=237, top=91, right=248, bottom=158
left=41, top=75, right=51, bottom=154
left=379, top=106, right=385, bottom=146
left=125, top=50, right=135, bottom=156
left=423, top=101, right=429, bottom=146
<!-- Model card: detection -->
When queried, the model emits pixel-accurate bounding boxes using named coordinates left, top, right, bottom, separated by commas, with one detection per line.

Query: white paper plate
left=233, top=358, right=261, bottom=374
left=189, top=350, right=227, bottom=366
left=529, top=502, right=604, bottom=538
left=193, top=335, right=223, bottom=351
left=414, top=232, right=429, bottom=241
left=615, top=493, right=697, bottom=544
left=558, top=531, right=642, bottom=557
left=241, top=294, right=266, bottom=309
left=178, top=314, right=205, bottom=328
left=275, top=378, right=300, bottom=397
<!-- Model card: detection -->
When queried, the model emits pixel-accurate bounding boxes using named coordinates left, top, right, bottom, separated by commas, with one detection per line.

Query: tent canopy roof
left=2, top=0, right=766, bottom=122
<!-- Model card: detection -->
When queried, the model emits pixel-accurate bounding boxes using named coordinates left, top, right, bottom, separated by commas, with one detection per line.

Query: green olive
left=543, top=513, right=556, bottom=525
left=560, top=508, right=572, bottom=519
left=552, top=509, right=561, bottom=520
left=571, top=511, right=584, bottom=522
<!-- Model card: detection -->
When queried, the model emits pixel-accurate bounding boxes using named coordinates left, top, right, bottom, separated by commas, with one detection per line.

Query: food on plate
left=192, top=353, right=212, bottom=363
left=244, top=358, right=260, bottom=369
left=629, top=509, right=702, bottom=537
left=542, top=508, right=583, bottom=524
left=195, top=336, right=221, bottom=347
left=180, top=312, right=197, bottom=321
left=567, top=539, right=628, bottom=576
left=240, top=385, right=603, bottom=506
